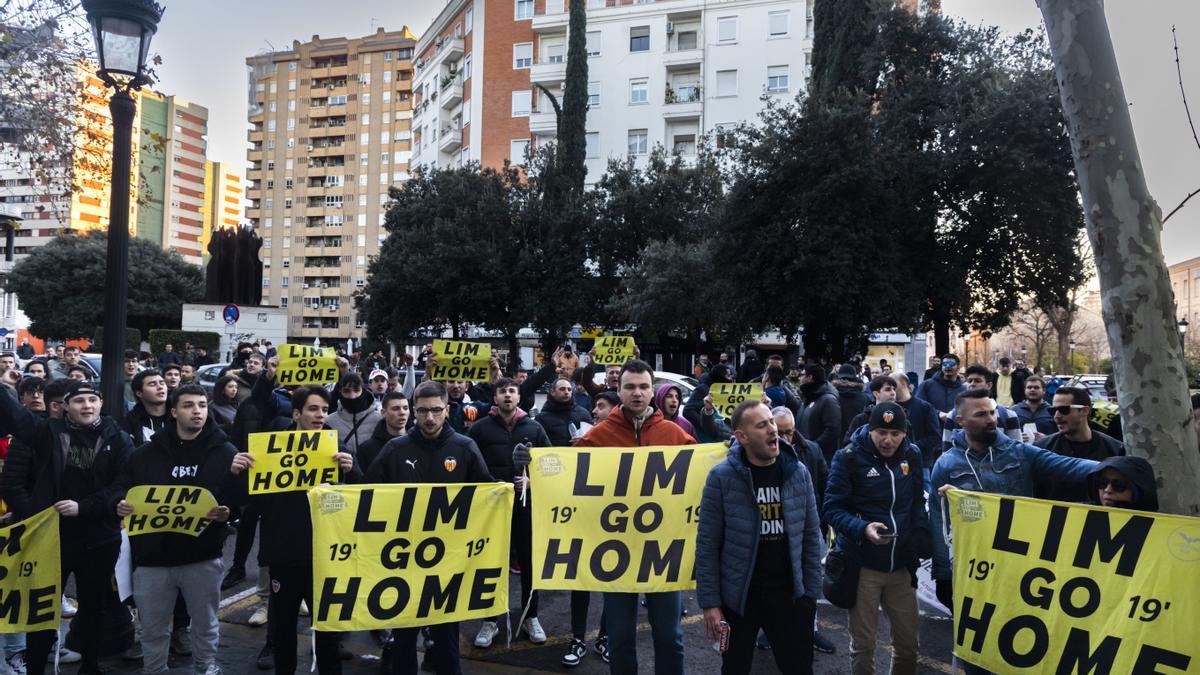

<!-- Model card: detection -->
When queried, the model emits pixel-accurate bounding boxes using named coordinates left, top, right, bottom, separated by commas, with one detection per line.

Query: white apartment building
left=529, top=0, right=812, bottom=180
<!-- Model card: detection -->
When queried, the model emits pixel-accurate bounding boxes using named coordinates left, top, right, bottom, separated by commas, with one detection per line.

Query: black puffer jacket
left=467, top=409, right=551, bottom=481
left=122, top=403, right=170, bottom=446
left=798, top=382, right=842, bottom=462
left=114, top=421, right=238, bottom=566
left=535, top=397, right=592, bottom=447
left=366, top=424, right=493, bottom=484
left=356, top=418, right=402, bottom=474
left=832, top=378, right=872, bottom=440
left=0, top=386, right=132, bottom=550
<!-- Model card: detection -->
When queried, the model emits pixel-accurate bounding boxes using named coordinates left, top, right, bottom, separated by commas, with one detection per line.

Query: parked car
left=1065, top=374, right=1110, bottom=403
left=195, top=362, right=230, bottom=395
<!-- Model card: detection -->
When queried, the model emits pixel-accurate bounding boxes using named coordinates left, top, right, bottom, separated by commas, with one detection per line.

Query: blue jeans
left=603, top=592, right=683, bottom=675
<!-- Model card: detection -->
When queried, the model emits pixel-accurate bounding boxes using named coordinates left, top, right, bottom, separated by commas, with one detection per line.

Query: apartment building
left=137, top=91, right=213, bottom=263
left=202, top=161, right=245, bottom=256
left=244, top=27, right=417, bottom=343
left=410, top=0, right=811, bottom=179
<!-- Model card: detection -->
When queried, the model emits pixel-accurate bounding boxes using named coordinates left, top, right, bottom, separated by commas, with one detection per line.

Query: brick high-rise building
left=245, top=27, right=417, bottom=343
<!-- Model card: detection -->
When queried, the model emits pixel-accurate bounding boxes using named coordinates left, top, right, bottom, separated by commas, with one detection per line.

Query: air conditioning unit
left=303, top=283, right=310, bottom=288
left=666, top=21, right=675, bottom=34
left=307, top=144, right=315, bottom=151
left=448, top=62, right=457, bottom=74
left=320, top=282, right=329, bottom=288
left=435, top=37, right=444, bottom=47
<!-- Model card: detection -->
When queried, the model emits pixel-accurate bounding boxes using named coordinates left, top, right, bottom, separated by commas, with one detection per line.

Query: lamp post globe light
left=82, top=0, right=164, bottom=420
left=1180, top=318, right=1190, bottom=335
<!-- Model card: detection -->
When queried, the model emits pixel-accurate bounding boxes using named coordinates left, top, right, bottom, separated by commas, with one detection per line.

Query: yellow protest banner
left=308, top=483, right=514, bottom=631
left=529, top=443, right=727, bottom=593
left=709, top=383, right=764, bottom=418
left=429, top=340, right=491, bottom=382
left=248, top=430, right=340, bottom=495
left=947, top=490, right=1200, bottom=674
left=123, top=485, right=218, bottom=537
left=591, top=336, right=635, bottom=366
left=277, top=343, right=339, bottom=386
left=0, top=507, right=61, bottom=633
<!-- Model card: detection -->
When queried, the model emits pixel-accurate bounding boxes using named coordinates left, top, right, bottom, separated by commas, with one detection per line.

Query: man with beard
left=929, top=389, right=1097, bottom=674
left=1033, top=387, right=1123, bottom=502
left=537, top=377, right=593, bottom=446
left=1012, top=375, right=1056, bottom=441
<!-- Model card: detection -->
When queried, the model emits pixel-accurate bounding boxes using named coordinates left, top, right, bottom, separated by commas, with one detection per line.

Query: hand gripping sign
left=429, top=340, right=491, bottom=382
left=709, top=383, right=765, bottom=418
left=248, top=430, right=340, bottom=495
left=591, top=336, right=636, bottom=367
left=124, top=485, right=219, bottom=536
left=277, top=344, right=339, bottom=386
left=946, top=490, right=1200, bottom=674
left=309, top=483, right=514, bottom=631
left=0, top=507, right=61, bottom=632
left=528, top=443, right=727, bottom=593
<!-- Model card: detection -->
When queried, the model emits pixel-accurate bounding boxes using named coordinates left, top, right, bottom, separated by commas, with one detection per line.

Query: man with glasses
left=1033, top=386, right=1123, bottom=502
left=915, top=354, right=965, bottom=423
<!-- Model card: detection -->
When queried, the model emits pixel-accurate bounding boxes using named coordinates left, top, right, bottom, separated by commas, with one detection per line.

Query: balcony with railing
left=533, top=0, right=569, bottom=31
left=531, top=56, right=567, bottom=85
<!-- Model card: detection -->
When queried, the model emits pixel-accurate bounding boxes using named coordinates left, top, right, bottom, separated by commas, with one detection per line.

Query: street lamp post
left=1069, top=340, right=1077, bottom=375
left=82, top=0, right=164, bottom=421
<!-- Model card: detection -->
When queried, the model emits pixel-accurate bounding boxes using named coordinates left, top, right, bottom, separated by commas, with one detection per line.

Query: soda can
left=712, top=620, right=730, bottom=653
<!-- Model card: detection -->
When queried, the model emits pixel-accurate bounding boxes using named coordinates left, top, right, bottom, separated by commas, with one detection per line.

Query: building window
left=586, top=31, right=601, bottom=57
left=514, top=43, right=533, bottom=69
left=718, top=17, right=737, bottom=42
left=512, top=90, right=532, bottom=117
left=716, top=69, right=737, bottom=97
left=585, top=132, right=599, bottom=159
left=629, top=78, right=648, bottom=104
left=362, top=93, right=371, bottom=106
left=673, top=133, right=696, bottom=156
left=281, top=276, right=289, bottom=287
left=627, top=129, right=648, bottom=155
left=630, top=26, right=650, bottom=52
left=510, top=139, right=531, bottom=163
left=768, top=11, right=789, bottom=37
left=463, top=54, right=472, bottom=80
left=767, top=65, right=789, bottom=93
left=515, top=0, right=534, bottom=19
left=465, top=8, right=474, bottom=32
left=544, top=42, right=565, bottom=63
left=715, top=123, right=736, bottom=149
left=678, top=31, right=698, bottom=50
left=587, top=81, right=600, bottom=107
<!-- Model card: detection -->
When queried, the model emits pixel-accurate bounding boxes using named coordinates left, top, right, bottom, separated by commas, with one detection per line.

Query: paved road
left=73, top=529, right=956, bottom=674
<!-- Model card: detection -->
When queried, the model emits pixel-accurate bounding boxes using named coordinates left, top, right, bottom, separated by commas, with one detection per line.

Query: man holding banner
left=230, top=365, right=360, bottom=675
left=573, top=360, right=695, bottom=675
left=0, top=373, right=134, bottom=675
left=114, top=384, right=236, bottom=675
left=696, top=400, right=823, bottom=674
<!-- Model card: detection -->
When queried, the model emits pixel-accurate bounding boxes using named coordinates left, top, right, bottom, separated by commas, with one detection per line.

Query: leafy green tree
left=553, top=0, right=589, bottom=199
left=809, top=0, right=876, bottom=98
left=6, top=232, right=203, bottom=339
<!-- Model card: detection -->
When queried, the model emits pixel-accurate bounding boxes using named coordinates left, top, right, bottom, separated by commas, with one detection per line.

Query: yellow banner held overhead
left=709, top=383, right=764, bottom=418
left=591, top=336, right=636, bottom=366
left=429, top=340, right=491, bottom=382
left=0, top=507, right=61, bottom=633
left=277, top=344, right=339, bottom=386
left=309, top=483, right=514, bottom=631
left=947, top=490, right=1200, bottom=674
left=248, top=430, right=340, bottom=495
left=124, top=485, right=219, bottom=537
left=529, top=443, right=728, bottom=593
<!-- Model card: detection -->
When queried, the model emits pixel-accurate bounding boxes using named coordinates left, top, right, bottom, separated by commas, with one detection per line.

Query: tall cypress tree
left=554, top=0, right=588, bottom=199
left=808, top=0, right=876, bottom=99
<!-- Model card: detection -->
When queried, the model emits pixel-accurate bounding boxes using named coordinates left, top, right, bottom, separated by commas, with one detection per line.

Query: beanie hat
left=837, top=364, right=857, bottom=379
left=63, top=380, right=102, bottom=403
left=869, top=401, right=907, bottom=432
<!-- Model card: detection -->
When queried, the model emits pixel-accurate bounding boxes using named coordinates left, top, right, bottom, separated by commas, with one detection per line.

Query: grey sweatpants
left=133, top=558, right=223, bottom=673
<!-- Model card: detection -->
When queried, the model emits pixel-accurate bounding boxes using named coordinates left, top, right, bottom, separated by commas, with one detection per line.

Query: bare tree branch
left=1167, top=25, right=1200, bottom=224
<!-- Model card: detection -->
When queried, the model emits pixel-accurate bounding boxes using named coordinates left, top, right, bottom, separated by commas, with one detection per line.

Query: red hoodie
left=574, top=406, right=696, bottom=448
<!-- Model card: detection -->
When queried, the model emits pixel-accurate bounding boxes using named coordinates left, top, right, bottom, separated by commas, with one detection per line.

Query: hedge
left=148, top=330, right=221, bottom=355
left=92, top=327, right=142, bottom=352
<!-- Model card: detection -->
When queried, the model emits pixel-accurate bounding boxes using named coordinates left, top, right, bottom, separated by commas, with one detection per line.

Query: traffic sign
left=222, top=304, right=240, bottom=324
left=0, top=328, right=10, bottom=337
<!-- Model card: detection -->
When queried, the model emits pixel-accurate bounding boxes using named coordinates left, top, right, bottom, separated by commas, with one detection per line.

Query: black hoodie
left=1087, top=456, right=1158, bottom=512
left=122, top=403, right=170, bottom=445
left=114, top=422, right=238, bottom=566
left=357, top=417, right=402, bottom=473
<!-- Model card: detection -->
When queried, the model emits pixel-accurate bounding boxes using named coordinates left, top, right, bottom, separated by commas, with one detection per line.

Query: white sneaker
left=474, top=621, right=499, bottom=648
left=199, top=663, right=221, bottom=675
left=248, top=604, right=269, bottom=627
left=57, top=646, right=81, bottom=664
left=60, top=596, right=77, bottom=618
left=299, top=599, right=310, bottom=616
left=8, top=653, right=24, bottom=675
left=522, top=617, right=546, bottom=644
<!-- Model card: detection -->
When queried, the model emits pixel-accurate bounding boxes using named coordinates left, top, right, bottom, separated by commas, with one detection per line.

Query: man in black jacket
left=0, top=374, right=133, bottom=675
left=124, top=368, right=170, bottom=445
left=468, top=378, right=552, bottom=649
left=114, top=385, right=236, bottom=675
left=797, top=365, right=842, bottom=462
left=366, top=381, right=493, bottom=675
left=230, top=368, right=358, bottom=675
left=682, top=363, right=735, bottom=439
left=1034, top=386, right=1124, bottom=502
left=536, top=377, right=593, bottom=446
left=356, top=391, right=409, bottom=471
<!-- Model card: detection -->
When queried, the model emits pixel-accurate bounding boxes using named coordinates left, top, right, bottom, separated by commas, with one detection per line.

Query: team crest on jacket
left=900, top=460, right=910, bottom=475
left=444, top=456, right=457, bottom=472
left=883, top=410, right=894, bottom=424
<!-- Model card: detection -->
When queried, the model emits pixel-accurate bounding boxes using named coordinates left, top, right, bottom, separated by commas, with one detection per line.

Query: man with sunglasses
left=914, top=354, right=965, bottom=422
left=1033, top=386, right=1123, bottom=502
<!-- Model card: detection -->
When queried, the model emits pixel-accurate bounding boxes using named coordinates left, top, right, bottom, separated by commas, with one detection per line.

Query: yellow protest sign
left=947, top=490, right=1200, bottom=674
left=309, top=483, right=514, bottom=631
left=123, top=485, right=218, bottom=537
left=592, top=336, right=635, bottom=366
left=709, top=383, right=764, bottom=418
left=529, top=443, right=727, bottom=593
left=430, top=340, right=491, bottom=382
left=277, top=344, right=339, bottom=386
left=0, top=507, right=61, bottom=633
left=248, top=430, right=340, bottom=495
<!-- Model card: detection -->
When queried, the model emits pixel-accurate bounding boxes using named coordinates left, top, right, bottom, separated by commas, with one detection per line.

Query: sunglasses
left=941, top=360, right=958, bottom=367
left=1049, top=404, right=1087, bottom=416
left=1097, top=477, right=1129, bottom=492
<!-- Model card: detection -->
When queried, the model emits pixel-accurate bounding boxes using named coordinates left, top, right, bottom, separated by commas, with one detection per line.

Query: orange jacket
left=574, top=406, right=696, bottom=448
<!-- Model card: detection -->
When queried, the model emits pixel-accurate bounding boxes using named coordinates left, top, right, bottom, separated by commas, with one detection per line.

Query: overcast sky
left=150, top=0, right=1200, bottom=264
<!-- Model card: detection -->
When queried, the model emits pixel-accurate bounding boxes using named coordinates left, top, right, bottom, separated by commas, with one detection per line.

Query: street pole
left=100, top=88, right=136, bottom=421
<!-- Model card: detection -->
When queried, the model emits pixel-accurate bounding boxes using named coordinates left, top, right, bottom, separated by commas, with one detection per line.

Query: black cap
left=63, top=380, right=102, bottom=403
left=869, top=401, right=907, bottom=432
left=837, top=364, right=857, bottom=378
